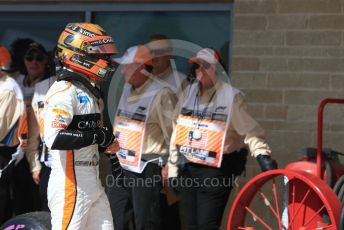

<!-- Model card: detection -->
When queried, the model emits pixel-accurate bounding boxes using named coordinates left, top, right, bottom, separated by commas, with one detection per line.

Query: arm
left=25, top=108, right=42, bottom=173
left=44, top=84, right=114, bottom=150
left=43, top=83, right=77, bottom=150
left=167, top=122, right=180, bottom=178
left=27, top=92, right=46, bottom=180
left=231, top=93, right=277, bottom=171
left=0, top=90, right=22, bottom=143
left=167, top=90, right=186, bottom=178
left=231, top=93, right=271, bottom=157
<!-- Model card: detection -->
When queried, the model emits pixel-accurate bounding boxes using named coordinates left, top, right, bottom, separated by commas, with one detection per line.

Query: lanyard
left=193, top=88, right=217, bottom=123
left=189, top=88, right=216, bottom=141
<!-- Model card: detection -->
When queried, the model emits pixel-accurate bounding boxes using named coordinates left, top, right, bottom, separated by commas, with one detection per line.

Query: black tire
left=340, top=206, right=344, bottom=230
left=337, top=184, right=344, bottom=203
left=324, top=157, right=333, bottom=188
left=0, top=211, right=51, bottom=230
left=334, top=176, right=344, bottom=230
left=334, top=175, right=344, bottom=195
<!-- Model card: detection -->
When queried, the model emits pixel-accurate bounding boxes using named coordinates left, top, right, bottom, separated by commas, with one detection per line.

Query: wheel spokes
left=245, top=206, right=273, bottom=230
left=272, top=178, right=283, bottom=229
left=234, top=175, right=335, bottom=230
left=288, top=189, right=311, bottom=228
left=303, top=204, right=325, bottom=226
left=258, top=189, right=281, bottom=227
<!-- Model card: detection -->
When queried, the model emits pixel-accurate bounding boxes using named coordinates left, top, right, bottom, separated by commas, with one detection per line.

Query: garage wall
left=231, top=0, right=344, bottom=174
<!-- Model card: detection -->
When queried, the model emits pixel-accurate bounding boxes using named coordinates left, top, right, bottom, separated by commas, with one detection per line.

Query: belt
left=75, top=160, right=99, bottom=167
left=141, top=153, right=168, bottom=165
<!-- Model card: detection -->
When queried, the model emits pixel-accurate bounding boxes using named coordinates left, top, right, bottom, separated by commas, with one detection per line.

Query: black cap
left=25, top=42, right=48, bottom=56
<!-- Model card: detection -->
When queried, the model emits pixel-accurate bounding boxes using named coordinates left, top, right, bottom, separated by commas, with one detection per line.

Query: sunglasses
left=25, top=54, right=46, bottom=62
left=195, top=62, right=211, bottom=70
left=150, top=48, right=171, bottom=56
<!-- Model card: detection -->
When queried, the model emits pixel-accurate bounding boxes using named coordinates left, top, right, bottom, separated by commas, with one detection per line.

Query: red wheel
left=227, top=169, right=341, bottom=230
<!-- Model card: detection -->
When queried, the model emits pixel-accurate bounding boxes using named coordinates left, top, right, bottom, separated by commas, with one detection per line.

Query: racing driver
left=43, top=23, right=119, bottom=230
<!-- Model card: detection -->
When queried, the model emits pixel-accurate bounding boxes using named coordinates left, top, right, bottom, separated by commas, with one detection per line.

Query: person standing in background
left=0, top=45, right=26, bottom=225
left=20, top=42, right=52, bottom=182
left=147, top=34, right=187, bottom=230
left=31, top=46, right=56, bottom=211
left=108, top=45, right=177, bottom=230
left=168, top=48, right=278, bottom=230
left=147, top=34, right=187, bottom=94
left=10, top=39, right=44, bottom=214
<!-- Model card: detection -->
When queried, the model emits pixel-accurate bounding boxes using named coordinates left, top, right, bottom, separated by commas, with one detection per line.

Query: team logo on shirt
left=77, top=119, right=101, bottom=130
left=52, top=108, right=68, bottom=116
left=51, top=108, right=68, bottom=128
left=78, top=95, right=90, bottom=104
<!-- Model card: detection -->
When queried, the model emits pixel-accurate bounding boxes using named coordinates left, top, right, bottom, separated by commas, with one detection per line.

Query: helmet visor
left=88, top=43, right=117, bottom=54
left=88, top=36, right=118, bottom=54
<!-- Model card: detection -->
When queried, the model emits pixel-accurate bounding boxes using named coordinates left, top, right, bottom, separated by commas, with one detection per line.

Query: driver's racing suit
left=43, top=73, right=114, bottom=230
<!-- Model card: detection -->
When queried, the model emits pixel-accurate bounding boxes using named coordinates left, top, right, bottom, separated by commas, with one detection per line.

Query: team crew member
left=108, top=45, right=177, bottom=230
left=32, top=73, right=56, bottom=211
left=0, top=46, right=26, bottom=225
left=13, top=41, right=48, bottom=213
left=147, top=34, right=186, bottom=230
left=147, top=34, right=187, bottom=94
left=168, top=48, right=277, bottom=230
left=19, top=42, right=56, bottom=211
left=16, top=43, right=50, bottom=176
left=43, top=23, right=118, bottom=230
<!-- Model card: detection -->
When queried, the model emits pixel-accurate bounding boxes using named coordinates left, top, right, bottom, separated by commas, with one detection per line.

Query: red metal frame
left=317, top=98, right=344, bottom=179
left=227, top=98, right=344, bottom=229
left=227, top=169, right=342, bottom=229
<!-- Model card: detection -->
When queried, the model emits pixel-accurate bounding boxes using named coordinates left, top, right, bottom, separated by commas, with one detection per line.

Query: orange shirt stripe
left=62, top=150, right=77, bottom=229
left=45, top=82, right=72, bottom=104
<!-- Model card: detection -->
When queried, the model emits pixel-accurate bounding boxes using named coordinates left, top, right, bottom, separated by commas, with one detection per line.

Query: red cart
left=227, top=98, right=344, bottom=230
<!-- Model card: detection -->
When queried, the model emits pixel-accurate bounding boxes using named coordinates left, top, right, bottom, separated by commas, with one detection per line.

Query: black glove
left=256, top=154, right=278, bottom=172
left=95, top=127, right=115, bottom=148
left=110, top=154, right=123, bottom=180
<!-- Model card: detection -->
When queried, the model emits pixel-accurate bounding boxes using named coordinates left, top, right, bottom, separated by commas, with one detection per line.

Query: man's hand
left=32, top=170, right=40, bottom=184
left=162, top=165, right=168, bottom=181
left=256, top=154, right=278, bottom=172
left=105, top=139, right=120, bottom=154
left=96, top=127, right=115, bottom=148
